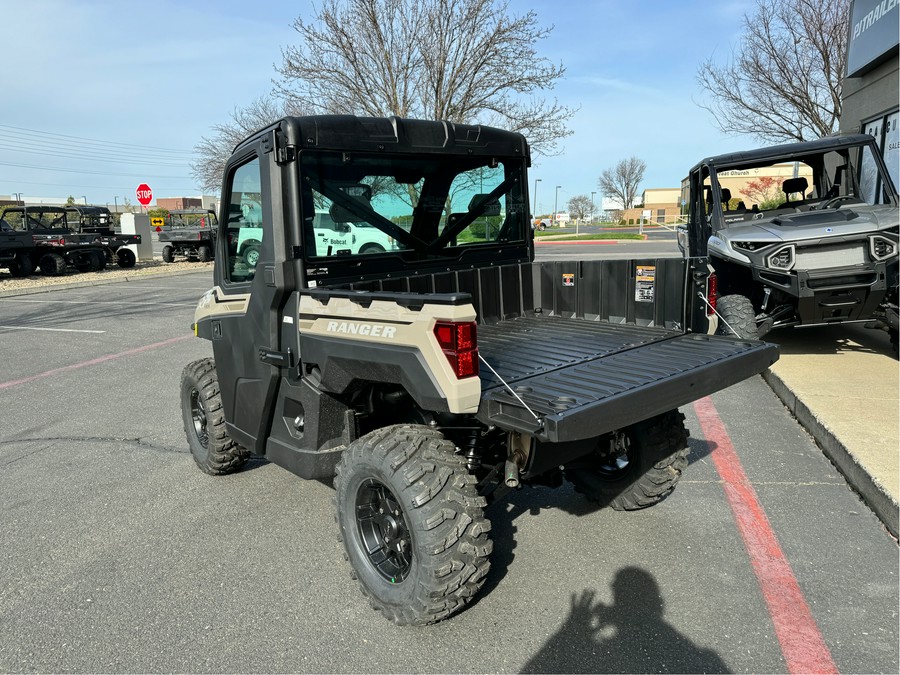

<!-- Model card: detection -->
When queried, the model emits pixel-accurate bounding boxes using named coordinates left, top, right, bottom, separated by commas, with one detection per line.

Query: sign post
left=135, top=183, right=153, bottom=210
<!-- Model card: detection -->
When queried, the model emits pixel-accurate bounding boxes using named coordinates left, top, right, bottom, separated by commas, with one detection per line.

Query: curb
left=0, top=267, right=211, bottom=299
left=762, top=368, right=899, bottom=538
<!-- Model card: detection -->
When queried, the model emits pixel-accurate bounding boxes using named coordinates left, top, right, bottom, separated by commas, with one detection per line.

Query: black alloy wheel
left=355, top=478, right=412, bottom=584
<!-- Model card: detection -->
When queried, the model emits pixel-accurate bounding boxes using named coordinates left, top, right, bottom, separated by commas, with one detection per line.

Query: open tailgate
left=476, top=320, right=778, bottom=443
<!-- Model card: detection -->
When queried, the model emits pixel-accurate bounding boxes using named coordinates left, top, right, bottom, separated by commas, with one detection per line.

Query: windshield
left=705, top=142, right=895, bottom=226
left=0, top=208, right=67, bottom=231
left=299, top=151, right=528, bottom=260
left=166, top=211, right=217, bottom=228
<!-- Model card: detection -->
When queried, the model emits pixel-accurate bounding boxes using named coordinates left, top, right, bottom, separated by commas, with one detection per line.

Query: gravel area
left=0, top=259, right=213, bottom=294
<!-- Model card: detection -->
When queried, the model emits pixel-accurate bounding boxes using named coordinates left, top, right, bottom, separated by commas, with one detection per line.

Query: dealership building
left=840, top=0, right=899, bottom=190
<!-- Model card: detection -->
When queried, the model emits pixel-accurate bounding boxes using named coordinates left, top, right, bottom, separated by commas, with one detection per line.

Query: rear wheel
left=359, top=243, right=385, bottom=255
left=39, top=252, right=67, bottom=276
left=180, top=358, right=249, bottom=475
left=89, top=250, right=106, bottom=271
left=715, top=294, right=759, bottom=339
left=334, top=425, right=492, bottom=625
left=116, top=248, right=136, bottom=268
left=161, top=245, right=175, bottom=263
left=198, top=244, right=212, bottom=262
left=565, top=410, right=690, bottom=511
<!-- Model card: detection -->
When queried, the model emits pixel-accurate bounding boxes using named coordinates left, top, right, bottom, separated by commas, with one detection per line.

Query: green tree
left=66, top=195, right=76, bottom=206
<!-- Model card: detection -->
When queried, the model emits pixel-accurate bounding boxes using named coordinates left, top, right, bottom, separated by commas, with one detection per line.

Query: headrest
left=782, top=177, right=808, bottom=195
left=720, top=188, right=731, bottom=202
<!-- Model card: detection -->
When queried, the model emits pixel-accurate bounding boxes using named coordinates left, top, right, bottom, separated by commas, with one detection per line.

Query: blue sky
left=1, top=0, right=756, bottom=210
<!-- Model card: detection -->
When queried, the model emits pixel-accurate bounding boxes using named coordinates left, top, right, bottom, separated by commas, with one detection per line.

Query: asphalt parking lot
left=0, top=270, right=897, bottom=674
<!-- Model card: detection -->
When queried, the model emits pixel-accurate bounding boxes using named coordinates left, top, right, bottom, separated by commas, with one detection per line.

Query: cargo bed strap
left=698, top=291, right=740, bottom=338
left=478, top=354, right=541, bottom=422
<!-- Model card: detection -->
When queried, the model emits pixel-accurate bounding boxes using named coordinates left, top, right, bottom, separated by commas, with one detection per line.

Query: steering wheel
left=820, top=196, right=857, bottom=210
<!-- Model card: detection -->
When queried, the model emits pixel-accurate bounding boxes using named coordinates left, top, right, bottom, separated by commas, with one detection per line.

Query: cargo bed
left=477, top=314, right=777, bottom=442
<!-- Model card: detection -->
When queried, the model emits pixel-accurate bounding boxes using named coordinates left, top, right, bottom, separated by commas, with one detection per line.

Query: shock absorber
left=460, top=429, right=482, bottom=472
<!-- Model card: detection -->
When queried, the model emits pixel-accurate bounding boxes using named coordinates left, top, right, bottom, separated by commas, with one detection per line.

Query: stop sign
left=135, top=183, right=153, bottom=207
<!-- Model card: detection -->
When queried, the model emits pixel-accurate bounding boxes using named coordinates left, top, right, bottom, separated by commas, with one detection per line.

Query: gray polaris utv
left=678, top=134, right=898, bottom=352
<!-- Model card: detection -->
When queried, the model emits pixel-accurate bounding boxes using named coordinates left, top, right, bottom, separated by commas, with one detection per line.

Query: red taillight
left=707, top=273, right=718, bottom=316
left=433, top=321, right=479, bottom=378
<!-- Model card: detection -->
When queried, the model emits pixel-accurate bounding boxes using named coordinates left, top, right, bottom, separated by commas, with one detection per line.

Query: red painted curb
left=694, top=397, right=838, bottom=675
left=534, top=240, right=618, bottom=245
left=0, top=335, right=193, bottom=391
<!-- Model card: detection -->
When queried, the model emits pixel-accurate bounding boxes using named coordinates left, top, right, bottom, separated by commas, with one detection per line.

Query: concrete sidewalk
left=762, top=323, right=899, bottom=538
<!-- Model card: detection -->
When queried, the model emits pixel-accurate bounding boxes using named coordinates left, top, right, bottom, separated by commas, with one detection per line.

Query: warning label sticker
left=635, top=265, right=655, bottom=302
left=562, top=273, right=575, bottom=287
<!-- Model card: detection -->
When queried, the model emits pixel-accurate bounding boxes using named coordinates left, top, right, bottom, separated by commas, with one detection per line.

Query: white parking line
left=0, top=298, right=195, bottom=308
left=0, top=325, right=106, bottom=334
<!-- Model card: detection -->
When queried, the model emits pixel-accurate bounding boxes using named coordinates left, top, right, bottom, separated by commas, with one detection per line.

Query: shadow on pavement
left=520, top=567, right=732, bottom=674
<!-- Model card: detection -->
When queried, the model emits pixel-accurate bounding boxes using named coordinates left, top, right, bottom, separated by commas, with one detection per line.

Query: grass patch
left=545, top=233, right=645, bottom=241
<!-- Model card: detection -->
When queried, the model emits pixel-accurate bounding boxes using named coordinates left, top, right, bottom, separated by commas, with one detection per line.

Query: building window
left=862, top=109, right=899, bottom=193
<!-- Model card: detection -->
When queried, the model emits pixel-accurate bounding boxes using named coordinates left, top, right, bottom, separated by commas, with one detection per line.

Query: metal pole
left=533, top=178, right=541, bottom=220
left=82, top=196, right=88, bottom=205
left=554, top=186, right=561, bottom=228
left=114, top=196, right=118, bottom=211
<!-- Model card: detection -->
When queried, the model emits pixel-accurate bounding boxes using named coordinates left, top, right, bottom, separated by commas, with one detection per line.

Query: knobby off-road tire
left=566, top=410, right=690, bottom=511
left=180, top=358, right=249, bottom=475
left=116, top=247, right=136, bottom=268
left=334, top=424, right=492, bottom=626
left=39, top=252, right=67, bottom=276
left=197, top=245, right=212, bottom=262
left=715, top=294, right=759, bottom=340
left=9, top=254, right=34, bottom=277
left=161, top=245, right=175, bottom=263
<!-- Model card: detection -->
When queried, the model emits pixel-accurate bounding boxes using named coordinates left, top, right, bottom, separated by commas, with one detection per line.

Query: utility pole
left=532, top=178, right=541, bottom=220
left=554, top=185, right=561, bottom=228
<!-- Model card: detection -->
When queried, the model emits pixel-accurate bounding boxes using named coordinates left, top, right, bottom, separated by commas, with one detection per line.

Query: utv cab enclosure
left=159, top=209, right=218, bottom=262
left=181, top=115, right=778, bottom=626
left=678, top=134, right=898, bottom=349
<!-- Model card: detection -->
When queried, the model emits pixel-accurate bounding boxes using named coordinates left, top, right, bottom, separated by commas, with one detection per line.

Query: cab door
left=210, top=148, right=289, bottom=452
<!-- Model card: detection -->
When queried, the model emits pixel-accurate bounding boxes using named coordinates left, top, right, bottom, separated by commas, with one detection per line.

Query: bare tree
left=192, top=95, right=308, bottom=193
left=598, top=158, right=646, bottom=210
left=274, top=0, right=575, bottom=158
left=696, top=0, right=848, bottom=143
left=567, top=195, right=592, bottom=221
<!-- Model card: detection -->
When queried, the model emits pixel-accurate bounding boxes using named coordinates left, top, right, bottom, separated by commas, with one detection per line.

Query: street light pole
left=532, top=178, right=541, bottom=220
left=591, top=191, right=596, bottom=224
left=554, top=185, right=561, bottom=228
left=113, top=196, right=118, bottom=212
left=81, top=195, right=88, bottom=205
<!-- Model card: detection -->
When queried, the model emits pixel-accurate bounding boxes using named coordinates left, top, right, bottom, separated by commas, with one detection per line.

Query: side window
left=225, top=158, right=263, bottom=283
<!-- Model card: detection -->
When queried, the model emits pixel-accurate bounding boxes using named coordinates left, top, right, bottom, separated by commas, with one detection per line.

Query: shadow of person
left=521, top=567, right=731, bottom=674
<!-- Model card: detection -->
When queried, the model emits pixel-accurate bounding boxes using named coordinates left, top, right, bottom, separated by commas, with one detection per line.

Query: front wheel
left=161, top=245, right=175, bottom=263
left=8, top=254, right=33, bottom=277
left=334, top=425, right=492, bottom=626
left=242, top=245, right=260, bottom=268
left=197, top=244, right=212, bottom=262
left=715, top=294, right=759, bottom=340
left=565, top=410, right=690, bottom=511
left=180, top=358, right=249, bottom=475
